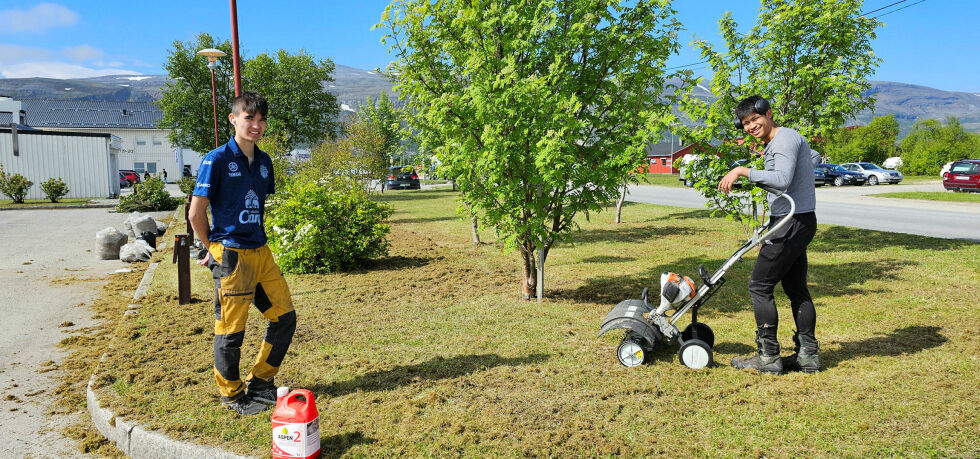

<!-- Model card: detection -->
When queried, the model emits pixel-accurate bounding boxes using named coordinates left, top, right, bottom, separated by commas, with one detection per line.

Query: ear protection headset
left=734, top=97, right=771, bottom=130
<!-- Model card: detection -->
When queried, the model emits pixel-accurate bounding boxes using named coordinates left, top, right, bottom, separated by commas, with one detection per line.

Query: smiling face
left=739, top=110, right=776, bottom=142
left=228, top=109, right=266, bottom=146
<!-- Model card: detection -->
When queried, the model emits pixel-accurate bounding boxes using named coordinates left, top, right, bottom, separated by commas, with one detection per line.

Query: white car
left=840, top=162, right=903, bottom=185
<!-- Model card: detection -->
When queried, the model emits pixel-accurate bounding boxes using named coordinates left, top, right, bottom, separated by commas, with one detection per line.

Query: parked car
left=942, top=159, right=980, bottom=192
left=815, top=163, right=866, bottom=186
left=814, top=169, right=830, bottom=187
left=119, top=169, right=141, bottom=185
left=119, top=172, right=132, bottom=188
left=384, top=166, right=420, bottom=190
left=840, top=162, right=903, bottom=185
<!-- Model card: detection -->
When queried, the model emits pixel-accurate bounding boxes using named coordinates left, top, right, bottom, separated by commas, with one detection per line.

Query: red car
left=119, top=169, right=141, bottom=185
left=943, top=160, right=980, bottom=192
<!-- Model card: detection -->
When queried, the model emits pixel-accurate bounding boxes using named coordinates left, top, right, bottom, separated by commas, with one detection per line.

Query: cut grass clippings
left=870, top=191, right=980, bottom=203
left=91, top=189, right=979, bottom=456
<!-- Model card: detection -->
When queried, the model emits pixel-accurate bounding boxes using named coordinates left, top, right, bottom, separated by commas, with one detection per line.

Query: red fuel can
left=271, top=388, right=320, bottom=459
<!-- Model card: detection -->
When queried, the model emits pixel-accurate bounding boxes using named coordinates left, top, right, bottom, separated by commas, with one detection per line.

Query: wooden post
left=173, top=234, right=191, bottom=305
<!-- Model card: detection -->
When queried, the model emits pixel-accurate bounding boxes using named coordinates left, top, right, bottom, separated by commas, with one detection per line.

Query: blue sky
left=0, top=1, right=977, bottom=92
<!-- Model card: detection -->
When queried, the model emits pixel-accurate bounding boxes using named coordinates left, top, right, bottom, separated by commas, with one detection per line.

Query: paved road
left=0, top=207, right=168, bottom=458
left=626, top=181, right=980, bottom=241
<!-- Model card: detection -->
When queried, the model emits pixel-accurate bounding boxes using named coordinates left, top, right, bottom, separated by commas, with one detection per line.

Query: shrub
left=40, top=178, right=70, bottom=202
left=0, top=163, right=34, bottom=204
left=117, top=177, right=182, bottom=212
left=177, top=176, right=197, bottom=196
left=265, top=179, right=393, bottom=274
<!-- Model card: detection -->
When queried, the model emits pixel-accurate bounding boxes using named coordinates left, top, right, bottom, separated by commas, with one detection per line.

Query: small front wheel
left=617, top=332, right=652, bottom=367
left=678, top=339, right=713, bottom=369
left=833, top=176, right=844, bottom=187
left=681, top=322, right=715, bottom=348
left=868, top=175, right=879, bottom=186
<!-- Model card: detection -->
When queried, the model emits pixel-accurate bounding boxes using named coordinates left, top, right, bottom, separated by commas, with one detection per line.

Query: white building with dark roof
left=21, top=99, right=201, bottom=178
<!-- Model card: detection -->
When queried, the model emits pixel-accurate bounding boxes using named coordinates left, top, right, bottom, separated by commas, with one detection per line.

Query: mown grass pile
left=91, top=188, right=978, bottom=456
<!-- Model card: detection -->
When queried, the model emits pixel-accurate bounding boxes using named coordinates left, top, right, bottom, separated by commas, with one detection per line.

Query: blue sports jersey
left=193, top=137, right=275, bottom=249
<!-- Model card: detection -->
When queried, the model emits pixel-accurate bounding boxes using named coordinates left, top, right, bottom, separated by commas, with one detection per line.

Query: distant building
left=2, top=98, right=123, bottom=199
left=21, top=99, right=202, bottom=177
left=642, top=140, right=696, bottom=174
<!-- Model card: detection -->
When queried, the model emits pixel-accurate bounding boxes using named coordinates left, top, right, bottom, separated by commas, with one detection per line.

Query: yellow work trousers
left=209, top=242, right=296, bottom=401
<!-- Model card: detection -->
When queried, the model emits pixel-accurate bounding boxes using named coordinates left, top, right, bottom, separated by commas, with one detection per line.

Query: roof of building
left=21, top=99, right=163, bottom=129
left=645, top=141, right=693, bottom=157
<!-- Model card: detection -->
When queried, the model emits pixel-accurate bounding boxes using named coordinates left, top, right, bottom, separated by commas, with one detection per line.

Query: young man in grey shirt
left=718, top=95, right=821, bottom=374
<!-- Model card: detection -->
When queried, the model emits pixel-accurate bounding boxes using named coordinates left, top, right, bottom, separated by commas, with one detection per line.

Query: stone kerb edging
left=86, top=208, right=256, bottom=458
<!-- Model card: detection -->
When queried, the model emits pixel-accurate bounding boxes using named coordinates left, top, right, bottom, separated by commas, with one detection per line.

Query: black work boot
left=781, top=331, right=821, bottom=373
left=732, top=332, right=782, bottom=374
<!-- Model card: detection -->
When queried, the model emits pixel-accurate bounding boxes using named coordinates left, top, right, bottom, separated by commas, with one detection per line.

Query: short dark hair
left=231, top=91, right=268, bottom=117
left=735, top=95, right=769, bottom=121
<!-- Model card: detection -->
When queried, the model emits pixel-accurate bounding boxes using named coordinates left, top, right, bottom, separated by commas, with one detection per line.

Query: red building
left=642, top=142, right=697, bottom=174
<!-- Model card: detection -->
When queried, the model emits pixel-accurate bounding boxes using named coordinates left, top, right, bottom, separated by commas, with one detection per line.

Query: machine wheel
left=684, top=178, right=694, bottom=187
left=678, top=339, right=713, bottom=369
left=617, top=332, right=652, bottom=368
left=833, top=176, right=844, bottom=186
left=681, top=322, right=715, bottom=348
left=868, top=175, right=879, bottom=186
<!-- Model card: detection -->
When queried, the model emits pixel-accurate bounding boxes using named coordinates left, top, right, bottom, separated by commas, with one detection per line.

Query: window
left=146, top=163, right=157, bottom=174
left=134, top=162, right=145, bottom=173
left=152, top=136, right=163, bottom=146
left=136, top=136, right=147, bottom=146
left=661, top=158, right=667, bottom=166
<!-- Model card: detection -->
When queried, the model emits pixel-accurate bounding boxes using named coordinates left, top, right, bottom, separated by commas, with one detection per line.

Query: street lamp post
left=197, top=48, right=227, bottom=149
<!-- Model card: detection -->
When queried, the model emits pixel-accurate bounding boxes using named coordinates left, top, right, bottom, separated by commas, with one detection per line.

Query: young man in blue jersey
left=188, top=91, right=297, bottom=415
left=718, top=95, right=821, bottom=375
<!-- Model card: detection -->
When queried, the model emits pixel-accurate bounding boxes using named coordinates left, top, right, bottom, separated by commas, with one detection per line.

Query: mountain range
left=1, top=65, right=977, bottom=137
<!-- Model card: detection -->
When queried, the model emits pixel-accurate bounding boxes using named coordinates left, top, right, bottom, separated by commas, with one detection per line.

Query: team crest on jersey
left=260, top=165, right=269, bottom=179
left=228, top=162, right=239, bottom=172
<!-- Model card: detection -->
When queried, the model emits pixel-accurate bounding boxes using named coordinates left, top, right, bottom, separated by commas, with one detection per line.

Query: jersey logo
left=239, top=189, right=261, bottom=224
left=260, top=165, right=269, bottom=179
left=228, top=162, right=239, bottom=172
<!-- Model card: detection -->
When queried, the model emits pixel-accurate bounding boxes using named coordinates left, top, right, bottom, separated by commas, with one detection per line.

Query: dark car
left=943, top=159, right=980, bottom=192
left=815, top=163, right=866, bottom=186
left=814, top=169, right=830, bottom=187
left=119, top=169, right=141, bottom=185
left=385, top=166, right=420, bottom=190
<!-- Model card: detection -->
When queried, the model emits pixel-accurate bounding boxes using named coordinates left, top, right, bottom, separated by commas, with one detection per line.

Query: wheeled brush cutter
left=598, top=185, right=795, bottom=369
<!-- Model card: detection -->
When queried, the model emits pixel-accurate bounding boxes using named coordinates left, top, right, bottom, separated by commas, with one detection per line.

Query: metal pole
left=229, top=0, right=242, bottom=97
left=210, top=67, right=219, bottom=148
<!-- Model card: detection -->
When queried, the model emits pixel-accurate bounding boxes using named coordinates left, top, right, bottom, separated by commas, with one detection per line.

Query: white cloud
left=0, top=44, right=51, bottom=60
left=0, top=3, right=79, bottom=34
left=0, top=61, right=140, bottom=79
left=62, top=44, right=103, bottom=62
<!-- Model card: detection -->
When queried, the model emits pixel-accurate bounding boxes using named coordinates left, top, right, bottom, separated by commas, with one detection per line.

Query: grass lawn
left=870, top=191, right=980, bottom=203
left=897, top=175, right=943, bottom=185
left=80, top=189, right=978, bottom=456
left=636, top=173, right=685, bottom=187
left=0, top=197, right=95, bottom=208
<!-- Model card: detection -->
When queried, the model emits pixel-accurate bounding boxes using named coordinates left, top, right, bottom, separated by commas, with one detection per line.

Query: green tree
left=158, top=33, right=340, bottom=154
left=244, top=50, right=340, bottom=149
left=358, top=92, right=403, bottom=167
left=823, top=115, right=898, bottom=164
left=677, top=0, right=880, bottom=223
left=900, top=117, right=979, bottom=175
left=158, top=33, right=236, bottom=154
left=301, top=118, right=388, bottom=193
left=380, top=0, right=683, bottom=299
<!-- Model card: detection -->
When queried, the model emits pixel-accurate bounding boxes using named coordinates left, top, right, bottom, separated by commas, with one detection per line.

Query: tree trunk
left=520, top=241, right=537, bottom=300
left=463, top=199, right=481, bottom=245
left=615, top=180, right=628, bottom=223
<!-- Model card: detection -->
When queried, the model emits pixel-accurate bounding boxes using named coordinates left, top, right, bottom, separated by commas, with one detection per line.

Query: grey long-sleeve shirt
left=747, top=127, right=821, bottom=216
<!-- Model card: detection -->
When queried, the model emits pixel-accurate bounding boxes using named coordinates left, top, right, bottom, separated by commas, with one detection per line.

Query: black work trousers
left=748, top=212, right=817, bottom=348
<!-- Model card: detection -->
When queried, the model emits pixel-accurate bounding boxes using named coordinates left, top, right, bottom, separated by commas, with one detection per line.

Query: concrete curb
left=86, top=254, right=257, bottom=457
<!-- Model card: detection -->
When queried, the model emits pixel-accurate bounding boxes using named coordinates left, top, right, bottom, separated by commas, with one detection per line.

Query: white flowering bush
left=265, top=179, right=393, bottom=274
